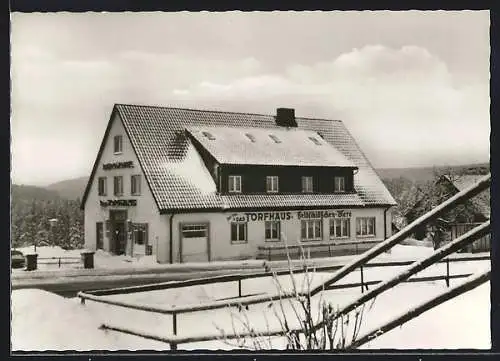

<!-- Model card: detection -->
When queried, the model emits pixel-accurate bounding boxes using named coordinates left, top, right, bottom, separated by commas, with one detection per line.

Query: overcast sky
left=11, top=11, right=490, bottom=186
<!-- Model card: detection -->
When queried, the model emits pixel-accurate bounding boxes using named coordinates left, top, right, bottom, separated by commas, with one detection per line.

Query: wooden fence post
left=238, top=278, right=242, bottom=298
left=445, top=258, right=450, bottom=287
left=360, top=265, right=365, bottom=293
left=173, top=312, right=178, bottom=336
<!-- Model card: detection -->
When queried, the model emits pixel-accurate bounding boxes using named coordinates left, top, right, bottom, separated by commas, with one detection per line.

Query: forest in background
left=10, top=163, right=489, bottom=250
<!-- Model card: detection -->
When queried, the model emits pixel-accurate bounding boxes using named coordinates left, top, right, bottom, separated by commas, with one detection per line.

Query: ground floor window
left=133, top=223, right=149, bottom=245
left=96, top=222, right=104, bottom=249
left=265, top=221, right=280, bottom=242
left=356, top=217, right=376, bottom=237
left=301, top=219, right=322, bottom=241
left=231, top=222, right=247, bottom=244
left=330, top=218, right=350, bottom=238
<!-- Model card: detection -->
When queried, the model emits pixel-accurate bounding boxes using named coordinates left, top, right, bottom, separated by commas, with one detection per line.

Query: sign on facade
left=227, top=210, right=352, bottom=222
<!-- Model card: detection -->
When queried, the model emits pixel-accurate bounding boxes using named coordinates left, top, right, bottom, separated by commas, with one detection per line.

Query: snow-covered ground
left=11, top=244, right=491, bottom=351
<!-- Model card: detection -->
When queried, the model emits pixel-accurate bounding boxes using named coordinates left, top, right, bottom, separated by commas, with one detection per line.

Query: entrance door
left=181, top=224, right=209, bottom=263
left=114, top=222, right=126, bottom=255
left=110, top=210, right=127, bottom=255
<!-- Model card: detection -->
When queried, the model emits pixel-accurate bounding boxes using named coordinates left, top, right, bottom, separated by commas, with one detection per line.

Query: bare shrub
left=214, top=235, right=371, bottom=350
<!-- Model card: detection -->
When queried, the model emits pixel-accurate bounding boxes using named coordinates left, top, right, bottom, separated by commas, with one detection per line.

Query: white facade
left=83, top=112, right=393, bottom=264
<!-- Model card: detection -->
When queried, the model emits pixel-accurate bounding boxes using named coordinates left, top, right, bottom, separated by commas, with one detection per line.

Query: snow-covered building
left=81, top=104, right=396, bottom=263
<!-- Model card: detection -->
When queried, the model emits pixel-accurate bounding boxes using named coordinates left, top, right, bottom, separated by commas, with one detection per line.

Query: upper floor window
left=356, top=217, right=376, bottom=237
left=228, top=175, right=242, bottom=193
left=302, top=176, right=313, bottom=193
left=330, top=218, right=350, bottom=239
left=98, top=177, right=107, bottom=196
left=266, top=176, right=279, bottom=193
left=334, top=176, right=346, bottom=192
left=114, top=135, right=123, bottom=154
left=231, top=222, right=247, bottom=244
left=265, top=221, right=280, bottom=242
left=131, top=175, right=141, bottom=196
left=114, top=176, right=124, bottom=196
left=301, top=219, right=322, bottom=241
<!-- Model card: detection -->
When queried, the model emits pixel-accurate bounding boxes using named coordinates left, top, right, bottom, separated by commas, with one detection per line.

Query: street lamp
left=49, top=218, right=58, bottom=249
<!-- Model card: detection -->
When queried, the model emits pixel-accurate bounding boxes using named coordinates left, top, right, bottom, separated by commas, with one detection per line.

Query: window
left=114, top=176, right=123, bottom=196
left=231, top=222, right=247, bottom=244
left=265, top=221, right=280, bottom=241
left=269, top=134, right=282, bottom=143
left=96, top=222, right=104, bottom=250
left=302, top=176, right=313, bottom=193
left=356, top=217, right=376, bottom=237
left=133, top=223, right=149, bottom=245
left=228, top=175, right=242, bottom=193
left=114, top=135, right=123, bottom=154
left=245, top=133, right=256, bottom=142
left=266, top=176, right=279, bottom=193
left=182, top=224, right=207, bottom=238
left=301, top=219, right=322, bottom=241
left=131, top=175, right=141, bottom=195
left=308, top=136, right=322, bottom=145
left=202, top=131, right=216, bottom=140
left=334, top=176, right=346, bottom=192
left=330, top=218, right=350, bottom=239
left=98, top=177, right=107, bottom=196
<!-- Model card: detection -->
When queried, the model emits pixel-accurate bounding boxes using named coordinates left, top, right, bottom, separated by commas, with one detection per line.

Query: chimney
left=275, top=108, right=297, bottom=127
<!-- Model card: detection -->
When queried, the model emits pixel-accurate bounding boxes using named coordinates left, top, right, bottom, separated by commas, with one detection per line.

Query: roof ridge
left=115, top=103, right=342, bottom=123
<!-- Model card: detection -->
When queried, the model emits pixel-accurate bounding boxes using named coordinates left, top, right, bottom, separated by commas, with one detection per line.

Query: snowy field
left=11, top=245, right=491, bottom=351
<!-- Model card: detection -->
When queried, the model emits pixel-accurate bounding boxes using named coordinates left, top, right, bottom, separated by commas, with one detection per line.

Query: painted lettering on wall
left=298, top=210, right=352, bottom=219
left=102, top=161, right=134, bottom=170
left=100, top=199, right=137, bottom=207
left=227, top=212, right=293, bottom=222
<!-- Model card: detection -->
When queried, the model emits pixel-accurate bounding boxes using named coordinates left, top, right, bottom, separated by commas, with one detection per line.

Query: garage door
left=181, top=224, right=209, bottom=263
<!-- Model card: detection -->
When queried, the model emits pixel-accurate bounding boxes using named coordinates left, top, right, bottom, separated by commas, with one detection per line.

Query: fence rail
left=80, top=174, right=491, bottom=349
left=37, top=256, right=82, bottom=268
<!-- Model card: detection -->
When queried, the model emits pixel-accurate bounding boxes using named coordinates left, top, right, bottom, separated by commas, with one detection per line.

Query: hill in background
left=12, top=184, right=61, bottom=202
left=45, top=176, right=88, bottom=200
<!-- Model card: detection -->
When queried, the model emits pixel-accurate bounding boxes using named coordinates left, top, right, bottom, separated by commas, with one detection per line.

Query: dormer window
left=114, top=135, right=123, bottom=154
left=308, top=136, right=322, bottom=145
left=245, top=133, right=256, bottom=142
left=266, top=176, right=279, bottom=193
left=269, top=134, right=281, bottom=144
left=334, top=176, right=346, bottom=192
left=228, top=175, right=242, bottom=193
left=202, top=131, right=216, bottom=140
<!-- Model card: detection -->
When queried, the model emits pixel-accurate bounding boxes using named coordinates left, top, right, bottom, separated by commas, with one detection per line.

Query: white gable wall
left=83, top=112, right=170, bottom=262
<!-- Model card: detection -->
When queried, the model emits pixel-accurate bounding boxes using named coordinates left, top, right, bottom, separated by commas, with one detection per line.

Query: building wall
left=169, top=206, right=391, bottom=262
left=83, top=112, right=170, bottom=262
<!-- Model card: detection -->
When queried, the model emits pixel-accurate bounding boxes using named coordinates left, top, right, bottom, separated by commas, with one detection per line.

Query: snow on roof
left=186, top=125, right=356, bottom=168
left=81, top=104, right=397, bottom=211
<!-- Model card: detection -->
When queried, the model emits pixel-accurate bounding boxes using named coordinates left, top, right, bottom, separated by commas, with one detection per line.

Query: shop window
left=265, top=221, right=280, bottom=242
left=96, top=222, right=104, bottom=250
left=114, top=135, right=123, bottom=154
left=98, top=177, right=107, bottom=196
left=266, top=176, right=279, bottom=193
left=356, top=217, right=376, bottom=237
left=114, top=176, right=123, bottom=196
left=301, top=219, right=322, bottom=241
left=330, top=218, right=350, bottom=239
left=231, top=222, right=247, bottom=244
left=133, top=223, right=149, bottom=245
left=131, top=175, right=141, bottom=195
left=228, top=175, right=242, bottom=193
left=302, top=176, right=313, bottom=193
left=334, top=176, right=346, bottom=192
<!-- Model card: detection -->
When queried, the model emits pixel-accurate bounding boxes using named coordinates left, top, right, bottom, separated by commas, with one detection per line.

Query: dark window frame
left=231, top=222, right=248, bottom=244
left=114, top=176, right=124, bottom=196
left=114, top=135, right=123, bottom=154
left=98, top=176, right=107, bottom=196
left=131, top=174, right=141, bottom=195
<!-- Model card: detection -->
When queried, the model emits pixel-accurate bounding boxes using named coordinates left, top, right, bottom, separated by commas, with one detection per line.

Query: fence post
left=360, top=265, right=365, bottom=293
left=170, top=342, right=178, bottom=351
left=445, top=258, right=450, bottom=287
left=172, top=312, right=178, bottom=336
left=329, top=244, right=332, bottom=257
left=268, top=248, right=272, bottom=261
left=238, top=278, right=242, bottom=298
left=80, top=296, right=85, bottom=305
left=58, top=257, right=61, bottom=268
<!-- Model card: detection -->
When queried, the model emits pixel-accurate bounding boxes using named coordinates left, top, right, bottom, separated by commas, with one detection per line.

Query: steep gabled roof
left=440, top=174, right=490, bottom=219
left=186, top=125, right=357, bottom=168
left=81, top=104, right=396, bottom=212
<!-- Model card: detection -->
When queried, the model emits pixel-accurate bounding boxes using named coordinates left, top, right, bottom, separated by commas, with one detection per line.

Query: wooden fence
left=450, top=222, right=491, bottom=253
